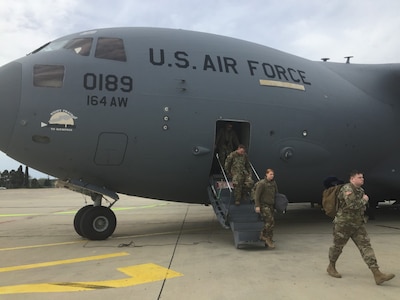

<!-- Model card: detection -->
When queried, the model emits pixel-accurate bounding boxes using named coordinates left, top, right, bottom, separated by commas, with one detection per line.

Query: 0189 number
left=83, top=73, right=133, bottom=92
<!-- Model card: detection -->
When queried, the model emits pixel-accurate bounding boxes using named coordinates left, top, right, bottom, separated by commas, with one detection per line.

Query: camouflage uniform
left=254, top=178, right=278, bottom=241
left=215, top=126, right=239, bottom=165
left=224, top=151, right=253, bottom=204
left=328, top=183, right=378, bottom=268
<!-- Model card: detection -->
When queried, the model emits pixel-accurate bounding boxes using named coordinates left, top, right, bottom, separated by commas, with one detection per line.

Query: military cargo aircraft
left=0, top=27, right=399, bottom=242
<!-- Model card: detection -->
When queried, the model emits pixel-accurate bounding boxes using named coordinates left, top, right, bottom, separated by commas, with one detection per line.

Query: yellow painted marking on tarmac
left=113, top=203, right=168, bottom=211
left=0, top=213, right=40, bottom=217
left=0, top=263, right=183, bottom=294
left=0, top=252, right=129, bottom=273
left=0, top=203, right=170, bottom=217
left=53, top=203, right=168, bottom=215
left=0, top=241, right=81, bottom=252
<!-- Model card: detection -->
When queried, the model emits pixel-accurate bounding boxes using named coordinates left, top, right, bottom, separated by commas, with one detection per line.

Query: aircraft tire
left=79, top=206, right=117, bottom=240
left=73, top=205, right=93, bottom=237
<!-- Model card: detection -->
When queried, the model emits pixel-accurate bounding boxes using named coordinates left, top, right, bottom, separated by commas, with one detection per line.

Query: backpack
left=322, top=184, right=343, bottom=218
left=274, top=193, right=289, bottom=213
left=250, top=179, right=264, bottom=202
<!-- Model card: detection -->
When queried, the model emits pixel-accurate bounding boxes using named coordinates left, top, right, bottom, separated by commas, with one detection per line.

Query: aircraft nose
left=0, top=62, right=22, bottom=153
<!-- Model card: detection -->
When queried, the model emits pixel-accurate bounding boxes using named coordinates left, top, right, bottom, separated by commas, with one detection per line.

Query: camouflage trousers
left=232, top=172, right=253, bottom=202
left=329, top=223, right=378, bottom=268
left=260, top=204, right=275, bottom=239
left=217, top=146, right=233, bottom=167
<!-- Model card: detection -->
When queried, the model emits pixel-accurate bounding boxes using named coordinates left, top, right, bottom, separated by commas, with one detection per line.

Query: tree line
left=0, top=165, right=53, bottom=189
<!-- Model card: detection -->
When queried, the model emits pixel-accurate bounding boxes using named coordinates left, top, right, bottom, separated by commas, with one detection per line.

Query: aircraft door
left=212, top=120, right=251, bottom=174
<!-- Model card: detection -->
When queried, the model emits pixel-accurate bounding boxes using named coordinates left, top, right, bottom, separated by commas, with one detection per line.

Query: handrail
left=216, top=154, right=260, bottom=188
left=215, top=153, right=232, bottom=193
left=249, top=161, right=260, bottom=182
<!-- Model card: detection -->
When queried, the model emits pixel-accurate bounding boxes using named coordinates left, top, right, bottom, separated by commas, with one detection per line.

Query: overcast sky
left=1, top=0, right=399, bottom=178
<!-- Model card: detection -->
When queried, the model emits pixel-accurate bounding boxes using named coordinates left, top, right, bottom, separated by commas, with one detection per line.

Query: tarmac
left=0, top=188, right=399, bottom=300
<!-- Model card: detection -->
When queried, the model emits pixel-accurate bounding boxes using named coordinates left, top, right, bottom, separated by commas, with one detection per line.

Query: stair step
left=230, top=221, right=263, bottom=231
left=233, top=230, right=264, bottom=249
left=208, top=175, right=266, bottom=248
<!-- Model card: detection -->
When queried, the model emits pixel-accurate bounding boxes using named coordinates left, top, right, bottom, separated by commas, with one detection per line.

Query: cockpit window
left=31, top=40, right=68, bottom=54
left=33, top=65, right=65, bottom=88
left=63, top=38, right=93, bottom=56
left=31, top=38, right=93, bottom=56
left=30, top=37, right=126, bottom=61
left=95, top=38, right=127, bottom=62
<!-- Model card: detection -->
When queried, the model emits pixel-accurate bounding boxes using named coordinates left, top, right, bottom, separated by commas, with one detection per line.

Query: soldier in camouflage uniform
left=215, top=122, right=240, bottom=166
left=254, top=169, right=278, bottom=248
left=224, top=144, right=253, bottom=206
left=327, top=170, right=395, bottom=285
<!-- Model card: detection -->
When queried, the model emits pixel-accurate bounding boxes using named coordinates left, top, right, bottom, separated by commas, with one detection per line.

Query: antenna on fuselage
left=344, top=56, right=353, bottom=64
left=321, top=58, right=330, bottom=62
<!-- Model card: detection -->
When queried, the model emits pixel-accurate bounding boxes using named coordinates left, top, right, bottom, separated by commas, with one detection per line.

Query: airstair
left=208, top=154, right=264, bottom=248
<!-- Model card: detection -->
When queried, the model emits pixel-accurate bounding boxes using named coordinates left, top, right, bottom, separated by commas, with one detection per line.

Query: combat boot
left=370, top=267, right=395, bottom=285
left=327, top=262, right=342, bottom=278
left=265, top=237, right=275, bottom=249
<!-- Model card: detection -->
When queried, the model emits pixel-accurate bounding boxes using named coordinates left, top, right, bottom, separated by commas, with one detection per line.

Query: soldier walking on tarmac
left=327, top=170, right=395, bottom=285
left=254, top=168, right=278, bottom=249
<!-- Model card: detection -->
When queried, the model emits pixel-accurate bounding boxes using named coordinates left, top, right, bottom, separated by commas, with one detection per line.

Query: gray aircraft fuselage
left=1, top=27, right=400, bottom=206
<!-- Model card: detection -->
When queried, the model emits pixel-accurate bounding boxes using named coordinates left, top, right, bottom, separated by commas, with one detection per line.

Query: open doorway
left=210, top=120, right=251, bottom=175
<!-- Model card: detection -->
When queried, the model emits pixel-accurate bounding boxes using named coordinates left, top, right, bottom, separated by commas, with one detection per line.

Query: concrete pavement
left=0, top=188, right=399, bottom=299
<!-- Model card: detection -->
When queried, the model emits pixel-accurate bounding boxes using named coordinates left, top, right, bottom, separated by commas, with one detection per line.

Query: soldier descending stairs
left=208, top=152, right=264, bottom=248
